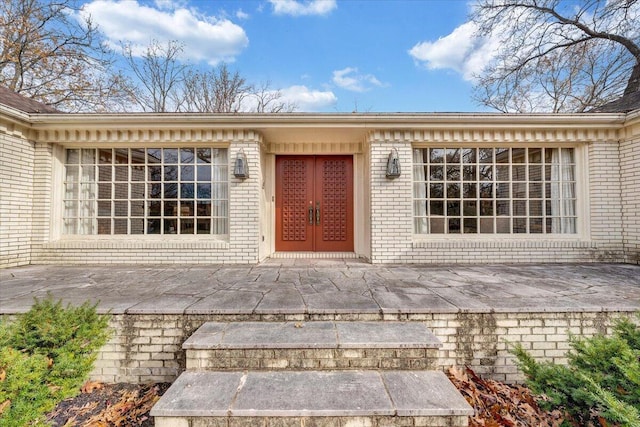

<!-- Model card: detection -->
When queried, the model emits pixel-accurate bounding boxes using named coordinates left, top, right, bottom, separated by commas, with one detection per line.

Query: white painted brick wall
left=0, top=133, right=34, bottom=268
left=369, top=138, right=413, bottom=263
left=620, top=136, right=640, bottom=264
left=30, top=139, right=262, bottom=264
left=65, top=311, right=634, bottom=384
left=588, top=141, right=625, bottom=260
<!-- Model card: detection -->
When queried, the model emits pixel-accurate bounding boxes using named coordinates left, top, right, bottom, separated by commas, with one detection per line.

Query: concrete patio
left=1, top=261, right=638, bottom=315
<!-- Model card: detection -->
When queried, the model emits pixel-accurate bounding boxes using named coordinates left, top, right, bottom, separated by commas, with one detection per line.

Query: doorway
left=275, top=155, right=354, bottom=252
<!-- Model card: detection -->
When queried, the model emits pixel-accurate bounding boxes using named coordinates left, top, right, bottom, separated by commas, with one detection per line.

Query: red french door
left=276, top=156, right=353, bottom=252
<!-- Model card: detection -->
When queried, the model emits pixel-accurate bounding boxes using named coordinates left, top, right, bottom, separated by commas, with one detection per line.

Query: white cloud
left=279, top=85, right=337, bottom=111
left=269, top=0, right=336, bottom=16
left=332, top=67, right=385, bottom=92
left=236, top=9, right=250, bottom=20
left=408, top=21, right=500, bottom=81
left=80, top=0, right=249, bottom=65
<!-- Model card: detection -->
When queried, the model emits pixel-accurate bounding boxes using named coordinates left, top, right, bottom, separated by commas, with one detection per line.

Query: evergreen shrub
left=512, top=314, right=640, bottom=426
left=0, top=297, right=110, bottom=426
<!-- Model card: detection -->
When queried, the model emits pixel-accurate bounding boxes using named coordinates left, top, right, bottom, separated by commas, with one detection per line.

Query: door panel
left=315, top=156, right=353, bottom=252
left=276, top=156, right=353, bottom=252
left=275, top=157, right=314, bottom=252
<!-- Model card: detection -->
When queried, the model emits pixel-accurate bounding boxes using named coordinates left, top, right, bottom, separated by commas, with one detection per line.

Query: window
left=63, top=148, right=228, bottom=235
left=413, top=147, right=576, bottom=235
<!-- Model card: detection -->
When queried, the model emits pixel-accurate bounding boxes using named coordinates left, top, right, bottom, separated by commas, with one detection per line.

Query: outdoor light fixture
left=385, top=147, right=401, bottom=179
left=233, top=149, right=249, bottom=179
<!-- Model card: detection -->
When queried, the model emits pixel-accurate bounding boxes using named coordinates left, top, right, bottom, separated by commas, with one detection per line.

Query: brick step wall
left=151, top=321, right=474, bottom=427
left=184, top=321, right=441, bottom=371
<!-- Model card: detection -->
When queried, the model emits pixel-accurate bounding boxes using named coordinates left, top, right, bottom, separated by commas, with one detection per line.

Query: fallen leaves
left=447, top=366, right=566, bottom=427
left=81, top=381, right=104, bottom=394
left=0, top=399, right=10, bottom=416
left=47, top=383, right=169, bottom=427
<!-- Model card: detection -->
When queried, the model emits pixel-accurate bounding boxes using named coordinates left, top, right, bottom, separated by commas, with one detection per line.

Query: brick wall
left=588, top=141, right=626, bottom=261
left=30, top=138, right=262, bottom=264
left=0, top=132, right=35, bottom=268
left=81, top=311, right=630, bottom=384
left=365, top=136, right=629, bottom=264
left=620, top=136, right=640, bottom=264
left=369, top=136, right=413, bottom=263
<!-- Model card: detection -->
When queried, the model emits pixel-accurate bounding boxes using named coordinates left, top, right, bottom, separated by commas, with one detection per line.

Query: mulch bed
left=47, top=382, right=170, bottom=427
left=46, top=368, right=565, bottom=427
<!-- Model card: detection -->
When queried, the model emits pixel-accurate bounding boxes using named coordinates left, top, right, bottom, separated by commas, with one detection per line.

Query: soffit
left=25, top=112, right=627, bottom=145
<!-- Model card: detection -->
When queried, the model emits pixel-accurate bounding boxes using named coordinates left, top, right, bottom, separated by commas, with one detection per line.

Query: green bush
left=511, top=314, right=640, bottom=426
left=0, top=297, right=110, bottom=426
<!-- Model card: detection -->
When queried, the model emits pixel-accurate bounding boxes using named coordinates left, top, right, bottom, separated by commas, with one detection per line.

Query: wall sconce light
left=233, top=149, right=249, bottom=179
left=385, top=147, right=401, bottom=179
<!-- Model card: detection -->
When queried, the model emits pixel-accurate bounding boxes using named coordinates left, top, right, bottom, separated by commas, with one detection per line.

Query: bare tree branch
left=122, top=40, right=188, bottom=112
left=0, top=0, right=133, bottom=111
left=473, top=0, right=640, bottom=111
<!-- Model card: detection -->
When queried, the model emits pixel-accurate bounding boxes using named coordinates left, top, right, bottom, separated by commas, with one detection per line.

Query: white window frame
left=412, top=144, right=587, bottom=239
left=61, top=147, right=229, bottom=237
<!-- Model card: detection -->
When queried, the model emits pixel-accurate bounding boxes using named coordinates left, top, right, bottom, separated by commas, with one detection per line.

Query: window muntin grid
left=63, top=148, right=228, bottom=235
left=413, top=147, right=576, bottom=235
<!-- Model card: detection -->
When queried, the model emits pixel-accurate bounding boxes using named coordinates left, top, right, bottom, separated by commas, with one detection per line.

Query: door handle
left=308, top=204, right=314, bottom=225
left=315, top=201, right=321, bottom=225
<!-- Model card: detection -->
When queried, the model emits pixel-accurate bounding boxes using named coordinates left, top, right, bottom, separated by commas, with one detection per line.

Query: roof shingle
left=0, top=86, right=61, bottom=113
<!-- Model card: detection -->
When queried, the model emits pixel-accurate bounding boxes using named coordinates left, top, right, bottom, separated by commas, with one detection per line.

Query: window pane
left=463, top=218, right=477, bottom=233
left=430, top=148, right=444, bottom=163
left=512, top=148, right=526, bottom=163
left=197, top=219, right=211, bottom=234
left=114, top=149, right=128, bottom=164
left=114, top=218, right=127, bottom=234
left=130, top=218, right=144, bottom=234
left=131, top=165, right=145, bottom=182
left=463, top=183, right=476, bottom=198
left=430, top=201, right=444, bottom=216
left=430, top=165, right=443, bottom=181
left=447, top=183, right=460, bottom=198
left=82, top=149, right=95, bottom=164
left=131, top=149, right=145, bottom=164
left=197, top=165, right=211, bottom=181
left=446, top=148, right=460, bottom=163
left=164, top=148, right=179, bottom=163
left=462, top=148, right=476, bottom=163
left=98, top=149, right=112, bottom=164
left=180, top=148, right=195, bottom=163
left=478, top=148, right=493, bottom=163
left=447, top=165, right=460, bottom=181
left=147, top=149, right=162, bottom=164
left=463, top=166, right=476, bottom=181
left=430, top=183, right=444, bottom=198
left=197, top=148, right=211, bottom=164
left=147, top=219, right=161, bottom=234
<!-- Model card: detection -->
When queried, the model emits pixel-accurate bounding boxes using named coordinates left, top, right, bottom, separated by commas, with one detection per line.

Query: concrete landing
left=150, top=370, right=473, bottom=419
left=183, top=321, right=442, bottom=350
left=2, top=263, right=638, bottom=315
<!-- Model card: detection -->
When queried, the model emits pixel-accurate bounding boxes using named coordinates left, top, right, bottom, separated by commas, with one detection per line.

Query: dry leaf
left=0, top=368, right=6, bottom=382
left=447, top=366, right=566, bottom=427
left=294, top=322, right=304, bottom=328
left=0, top=399, right=11, bottom=415
left=82, top=381, right=104, bottom=393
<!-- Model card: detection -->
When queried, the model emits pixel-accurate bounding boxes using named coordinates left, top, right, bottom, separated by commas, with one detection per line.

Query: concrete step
left=151, top=370, right=474, bottom=427
left=184, top=321, right=442, bottom=371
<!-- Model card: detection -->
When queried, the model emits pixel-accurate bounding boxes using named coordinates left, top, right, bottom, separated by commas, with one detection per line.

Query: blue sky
left=79, top=0, right=489, bottom=112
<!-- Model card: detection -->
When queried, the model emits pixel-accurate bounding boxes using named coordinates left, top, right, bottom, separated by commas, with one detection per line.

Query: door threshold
left=270, top=252, right=359, bottom=259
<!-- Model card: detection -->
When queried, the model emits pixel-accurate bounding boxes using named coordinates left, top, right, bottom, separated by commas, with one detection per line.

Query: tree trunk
left=624, top=61, right=640, bottom=95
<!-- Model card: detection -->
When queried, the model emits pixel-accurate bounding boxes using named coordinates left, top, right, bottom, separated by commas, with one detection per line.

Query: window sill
left=46, top=236, right=230, bottom=250
left=412, top=238, right=594, bottom=249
